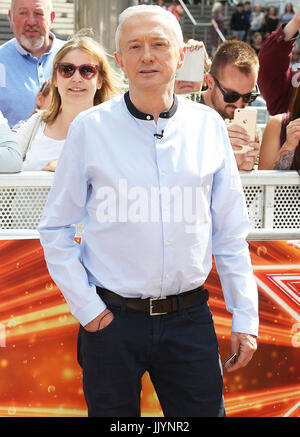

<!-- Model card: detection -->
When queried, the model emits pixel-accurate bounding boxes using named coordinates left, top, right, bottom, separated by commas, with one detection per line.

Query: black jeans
left=77, top=300, right=225, bottom=417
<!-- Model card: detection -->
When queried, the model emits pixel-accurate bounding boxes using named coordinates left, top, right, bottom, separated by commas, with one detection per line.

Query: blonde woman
left=211, top=2, right=225, bottom=57
left=16, top=33, right=121, bottom=171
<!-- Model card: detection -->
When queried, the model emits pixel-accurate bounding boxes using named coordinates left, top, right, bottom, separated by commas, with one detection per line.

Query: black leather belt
left=96, top=285, right=208, bottom=316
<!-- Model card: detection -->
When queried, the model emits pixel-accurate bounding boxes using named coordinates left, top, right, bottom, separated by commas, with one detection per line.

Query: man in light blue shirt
left=0, top=0, right=65, bottom=127
left=39, top=5, right=259, bottom=417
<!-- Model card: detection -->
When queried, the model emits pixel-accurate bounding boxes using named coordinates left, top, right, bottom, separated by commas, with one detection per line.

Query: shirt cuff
left=231, top=311, right=259, bottom=337
left=73, top=295, right=107, bottom=327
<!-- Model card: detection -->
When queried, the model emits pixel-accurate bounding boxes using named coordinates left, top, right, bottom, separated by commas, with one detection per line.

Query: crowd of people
left=0, top=0, right=299, bottom=418
left=1, top=0, right=299, bottom=175
left=210, top=1, right=299, bottom=56
left=228, top=1, right=295, bottom=43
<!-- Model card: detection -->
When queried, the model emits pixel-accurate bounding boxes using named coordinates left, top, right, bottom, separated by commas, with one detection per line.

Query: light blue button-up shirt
left=38, top=93, right=259, bottom=335
left=0, top=33, right=65, bottom=127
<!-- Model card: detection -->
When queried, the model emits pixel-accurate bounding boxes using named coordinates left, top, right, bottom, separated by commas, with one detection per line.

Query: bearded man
left=0, top=0, right=64, bottom=126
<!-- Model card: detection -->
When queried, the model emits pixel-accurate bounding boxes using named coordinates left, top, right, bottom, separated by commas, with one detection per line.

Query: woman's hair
left=42, top=31, right=121, bottom=123
left=266, top=6, right=278, bottom=16
left=284, top=2, right=294, bottom=13
left=212, top=2, right=222, bottom=13
left=252, top=32, right=262, bottom=41
left=288, top=86, right=300, bottom=173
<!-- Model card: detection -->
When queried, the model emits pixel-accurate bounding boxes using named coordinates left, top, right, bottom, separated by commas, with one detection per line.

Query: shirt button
left=161, top=171, right=165, bottom=176
left=146, top=115, right=151, bottom=120
left=165, top=240, right=171, bottom=246
left=165, top=274, right=169, bottom=278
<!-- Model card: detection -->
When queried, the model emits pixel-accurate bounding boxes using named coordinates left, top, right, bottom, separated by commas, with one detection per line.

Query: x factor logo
left=254, top=266, right=300, bottom=323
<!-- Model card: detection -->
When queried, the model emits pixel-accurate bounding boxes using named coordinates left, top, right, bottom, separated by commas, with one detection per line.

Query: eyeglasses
left=55, top=63, right=99, bottom=80
left=212, top=75, right=259, bottom=104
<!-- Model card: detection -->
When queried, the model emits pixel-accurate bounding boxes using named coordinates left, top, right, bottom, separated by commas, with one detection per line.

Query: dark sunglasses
left=55, top=63, right=99, bottom=80
left=212, top=75, right=259, bottom=104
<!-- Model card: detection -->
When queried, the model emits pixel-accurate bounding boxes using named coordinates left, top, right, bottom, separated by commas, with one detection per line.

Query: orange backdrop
left=0, top=239, right=299, bottom=417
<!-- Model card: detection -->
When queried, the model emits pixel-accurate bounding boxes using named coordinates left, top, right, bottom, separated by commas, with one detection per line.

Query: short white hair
left=115, top=5, right=184, bottom=52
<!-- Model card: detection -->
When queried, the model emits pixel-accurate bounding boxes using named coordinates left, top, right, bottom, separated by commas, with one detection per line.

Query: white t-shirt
left=23, top=122, right=65, bottom=170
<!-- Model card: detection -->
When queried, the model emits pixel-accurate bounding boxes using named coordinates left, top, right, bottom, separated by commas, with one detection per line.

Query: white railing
left=240, top=170, right=300, bottom=240
left=0, top=170, right=299, bottom=241
left=178, top=0, right=226, bottom=43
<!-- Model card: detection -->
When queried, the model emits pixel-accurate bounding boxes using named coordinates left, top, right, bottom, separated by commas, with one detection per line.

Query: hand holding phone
left=223, top=353, right=237, bottom=367
left=232, top=108, right=257, bottom=154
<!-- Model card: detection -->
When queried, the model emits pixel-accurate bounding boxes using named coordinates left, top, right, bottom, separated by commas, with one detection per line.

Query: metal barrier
left=178, top=0, right=226, bottom=43
left=0, top=171, right=299, bottom=240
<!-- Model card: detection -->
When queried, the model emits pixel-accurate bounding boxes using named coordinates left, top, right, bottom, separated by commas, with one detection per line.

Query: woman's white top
left=22, top=122, right=65, bottom=170
left=15, top=111, right=65, bottom=171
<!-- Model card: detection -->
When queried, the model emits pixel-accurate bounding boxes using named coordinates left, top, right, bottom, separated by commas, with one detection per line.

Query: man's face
left=209, top=64, right=257, bottom=120
left=9, top=0, right=55, bottom=53
left=114, top=13, right=185, bottom=94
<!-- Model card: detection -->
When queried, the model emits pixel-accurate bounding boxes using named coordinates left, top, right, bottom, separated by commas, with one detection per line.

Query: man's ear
left=8, top=9, right=13, bottom=28
left=50, top=11, right=56, bottom=28
left=114, top=51, right=124, bottom=72
left=205, top=73, right=215, bottom=89
left=36, top=92, right=43, bottom=109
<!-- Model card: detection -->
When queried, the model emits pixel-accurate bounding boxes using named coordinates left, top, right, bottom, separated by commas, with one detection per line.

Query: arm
left=14, top=112, right=41, bottom=160
left=258, top=115, right=282, bottom=169
left=273, top=118, right=300, bottom=169
left=226, top=123, right=260, bottom=171
left=258, top=5, right=300, bottom=115
left=211, top=123, right=258, bottom=371
left=258, top=115, right=300, bottom=169
left=0, top=113, right=22, bottom=173
left=282, top=3, right=300, bottom=40
left=38, top=122, right=109, bottom=329
left=211, top=18, right=219, bottom=29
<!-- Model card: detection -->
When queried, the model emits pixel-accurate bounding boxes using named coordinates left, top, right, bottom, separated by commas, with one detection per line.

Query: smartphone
left=223, top=353, right=237, bottom=366
left=233, top=108, right=257, bottom=154
left=176, top=46, right=204, bottom=82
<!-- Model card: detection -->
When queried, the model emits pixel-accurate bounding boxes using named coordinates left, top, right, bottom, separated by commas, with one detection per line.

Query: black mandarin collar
left=124, top=91, right=178, bottom=121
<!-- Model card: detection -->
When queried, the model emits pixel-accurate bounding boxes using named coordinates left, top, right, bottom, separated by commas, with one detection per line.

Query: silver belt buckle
left=150, top=297, right=167, bottom=316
